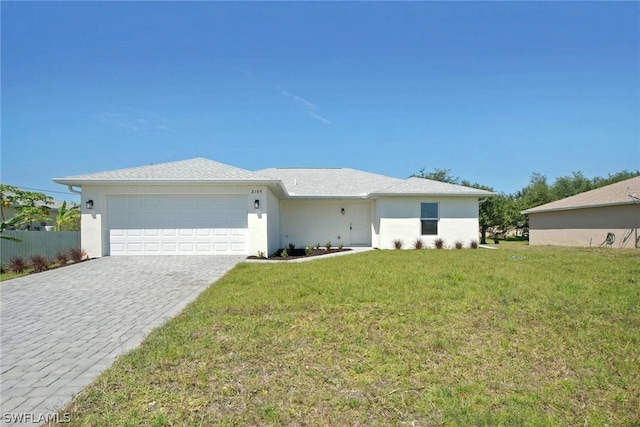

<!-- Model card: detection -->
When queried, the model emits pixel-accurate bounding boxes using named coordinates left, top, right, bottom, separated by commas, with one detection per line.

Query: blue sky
left=2, top=2, right=638, bottom=202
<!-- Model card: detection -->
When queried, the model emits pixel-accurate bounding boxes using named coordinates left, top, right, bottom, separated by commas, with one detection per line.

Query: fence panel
left=1, top=231, right=81, bottom=265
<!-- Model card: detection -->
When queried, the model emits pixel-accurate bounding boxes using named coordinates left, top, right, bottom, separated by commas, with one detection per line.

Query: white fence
left=1, top=231, right=81, bottom=265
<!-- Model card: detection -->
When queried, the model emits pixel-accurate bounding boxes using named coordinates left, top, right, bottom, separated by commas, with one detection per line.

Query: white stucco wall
left=279, top=200, right=371, bottom=249
left=266, top=189, right=281, bottom=256
left=374, top=196, right=480, bottom=249
left=80, top=184, right=270, bottom=258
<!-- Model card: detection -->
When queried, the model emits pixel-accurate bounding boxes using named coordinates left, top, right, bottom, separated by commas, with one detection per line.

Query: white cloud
left=97, top=110, right=171, bottom=132
left=277, top=86, right=332, bottom=125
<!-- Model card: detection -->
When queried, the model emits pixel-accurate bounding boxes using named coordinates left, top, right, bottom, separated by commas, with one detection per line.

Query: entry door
left=349, top=204, right=370, bottom=246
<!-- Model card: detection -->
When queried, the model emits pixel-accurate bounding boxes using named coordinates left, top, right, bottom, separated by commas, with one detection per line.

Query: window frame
left=420, top=202, right=439, bottom=236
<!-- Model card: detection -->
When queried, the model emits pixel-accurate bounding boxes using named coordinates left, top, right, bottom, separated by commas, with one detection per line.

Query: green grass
left=0, top=270, right=31, bottom=281
left=51, top=247, right=639, bottom=426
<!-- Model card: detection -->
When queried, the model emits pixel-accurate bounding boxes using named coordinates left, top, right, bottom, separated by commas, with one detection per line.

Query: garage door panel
left=162, top=243, right=178, bottom=252
left=108, top=195, right=248, bottom=255
left=127, top=243, right=143, bottom=253
left=144, top=243, right=160, bottom=252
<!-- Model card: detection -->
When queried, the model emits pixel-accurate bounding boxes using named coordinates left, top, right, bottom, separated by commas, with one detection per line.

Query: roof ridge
left=270, top=167, right=343, bottom=170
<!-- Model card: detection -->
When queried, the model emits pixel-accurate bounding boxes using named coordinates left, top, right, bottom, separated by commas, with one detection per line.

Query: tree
left=412, top=167, right=459, bottom=184
left=55, top=201, right=81, bottom=231
left=513, top=173, right=552, bottom=228
left=591, top=170, right=640, bottom=188
left=551, top=171, right=592, bottom=200
left=0, top=184, right=53, bottom=229
left=0, top=212, right=27, bottom=241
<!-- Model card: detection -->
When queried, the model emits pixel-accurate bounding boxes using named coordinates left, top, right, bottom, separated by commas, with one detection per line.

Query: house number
left=251, top=190, right=263, bottom=194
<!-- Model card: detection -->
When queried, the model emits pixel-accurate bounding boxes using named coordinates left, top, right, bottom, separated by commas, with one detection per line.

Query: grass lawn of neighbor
left=50, top=246, right=639, bottom=426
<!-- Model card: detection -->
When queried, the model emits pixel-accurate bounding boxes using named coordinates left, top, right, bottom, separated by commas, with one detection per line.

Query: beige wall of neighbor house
left=528, top=204, right=640, bottom=248
left=374, top=196, right=480, bottom=249
left=80, top=184, right=272, bottom=258
left=279, top=199, right=371, bottom=249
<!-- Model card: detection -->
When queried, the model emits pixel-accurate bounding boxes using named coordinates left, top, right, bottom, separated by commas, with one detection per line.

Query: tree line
left=412, top=168, right=640, bottom=244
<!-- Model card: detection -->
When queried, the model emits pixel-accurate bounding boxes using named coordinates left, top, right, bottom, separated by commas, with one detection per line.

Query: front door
left=349, top=204, right=370, bottom=246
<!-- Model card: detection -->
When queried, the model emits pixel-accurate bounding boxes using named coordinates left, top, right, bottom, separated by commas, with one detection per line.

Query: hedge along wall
left=1, top=231, right=81, bottom=265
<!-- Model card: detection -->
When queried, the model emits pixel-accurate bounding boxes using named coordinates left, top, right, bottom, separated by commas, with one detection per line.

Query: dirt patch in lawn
left=247, top=248, right=352, bottom=261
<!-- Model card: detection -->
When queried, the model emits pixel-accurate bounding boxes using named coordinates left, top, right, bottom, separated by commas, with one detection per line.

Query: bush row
left=393, top=238, right=479, bottom=250
left=3, top=248, right=86, bottom=274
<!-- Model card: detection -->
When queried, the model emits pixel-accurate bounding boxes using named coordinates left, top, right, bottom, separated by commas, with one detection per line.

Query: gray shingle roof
left=522, top=176, right=640, bottom=214
left=54, top=158, right=274, bottom=183
left=256, top=167, right=404, bottom=197
left=54, top=158, right=493, bottom=200
left=373, top=177, right=494, bottom=197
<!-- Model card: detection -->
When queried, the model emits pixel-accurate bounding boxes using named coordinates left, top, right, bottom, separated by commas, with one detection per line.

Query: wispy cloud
left=277, top=86, right=332, bottom=125
left=97, top=109, right=171, bottom=132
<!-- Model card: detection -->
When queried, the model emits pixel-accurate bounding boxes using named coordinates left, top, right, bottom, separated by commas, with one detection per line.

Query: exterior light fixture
left=341, top=208, right=345, bottom=215
left=254, top=200, right=260, bottom=209
left=86, top=200, right=94, bottom=210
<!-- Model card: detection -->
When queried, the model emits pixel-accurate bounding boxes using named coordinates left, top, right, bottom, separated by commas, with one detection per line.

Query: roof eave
left=285, top=194, right=370, bottom=200
left=53, top=178, right=291, bottom=198
left=53, top=178, right=283, bottom=186
left=368, top=192, right=494, bottom=198
left=522, top=200, right=638, bottom=214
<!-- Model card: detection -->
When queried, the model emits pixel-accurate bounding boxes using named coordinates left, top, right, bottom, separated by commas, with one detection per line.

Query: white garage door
left=108, top=195, right=248, bottom=255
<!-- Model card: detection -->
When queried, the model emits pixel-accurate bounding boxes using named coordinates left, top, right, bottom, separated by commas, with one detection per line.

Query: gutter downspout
left=67, top=185, right=81, bottom=195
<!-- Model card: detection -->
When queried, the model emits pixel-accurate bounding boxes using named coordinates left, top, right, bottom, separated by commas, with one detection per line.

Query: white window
left=420, top=203, right=438, bottom=235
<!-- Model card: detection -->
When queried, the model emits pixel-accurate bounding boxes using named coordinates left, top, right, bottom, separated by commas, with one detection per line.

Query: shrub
left=280, top=249, right=289, bottom=258
left=434, top=238, right=445, bottom=249
left=257, top=251, right=266, bottom=259
left=55, top=251, right=70, bottom=265
left=393, top=239, right=403, bottom=250
left=305, top=246, right=313, bottom=255
left=315, top=243, right=321, bottom=250
left=338, top=243, right=344, bottom=250
left=68, top=247, right=85, bottom=263
left=470, top=240, right=479, bottom=249
left=29, top=254, right=50, bottom=273
left=6, top=256, right=27, bottom=273
left=455, top=241, right=464, bottom=249
left=413, top=238, right=424, bottom=250
left=325, top=242, right=332, bottom=250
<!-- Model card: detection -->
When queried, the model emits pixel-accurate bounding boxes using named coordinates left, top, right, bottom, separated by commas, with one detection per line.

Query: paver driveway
left=0, top=255, right=244, bottom=426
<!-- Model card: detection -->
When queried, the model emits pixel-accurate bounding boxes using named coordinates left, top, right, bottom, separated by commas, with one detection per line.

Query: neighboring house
left=522, top=176, right=640, bottom=248
left=53, top=158, right=493, bottom=257
left=1, top=198, right=67, bottom=231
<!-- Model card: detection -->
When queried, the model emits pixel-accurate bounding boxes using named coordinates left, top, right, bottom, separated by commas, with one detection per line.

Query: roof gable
left=523, top=176, right=640, bottom=214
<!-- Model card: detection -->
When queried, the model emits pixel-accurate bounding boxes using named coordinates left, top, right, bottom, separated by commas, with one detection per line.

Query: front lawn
left=52, top=247, right=639, bottom=426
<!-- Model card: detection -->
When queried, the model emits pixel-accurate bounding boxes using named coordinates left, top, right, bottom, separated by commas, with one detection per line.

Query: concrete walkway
left=0, top=256, right=243, bottom=426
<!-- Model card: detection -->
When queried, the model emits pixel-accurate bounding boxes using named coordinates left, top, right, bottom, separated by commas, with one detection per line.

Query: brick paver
left=0, top=255, right=243, bottom=426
